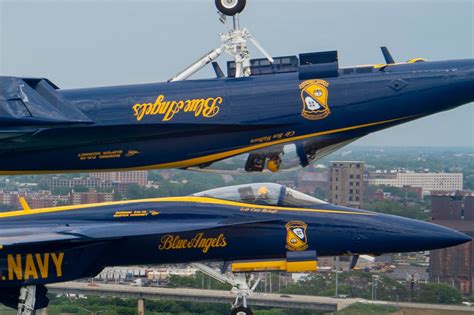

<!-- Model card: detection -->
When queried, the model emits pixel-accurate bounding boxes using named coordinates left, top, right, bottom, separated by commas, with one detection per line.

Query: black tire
left=231, top=306, right=253, bottom=315
left=215, top=0, right=247, bottom=16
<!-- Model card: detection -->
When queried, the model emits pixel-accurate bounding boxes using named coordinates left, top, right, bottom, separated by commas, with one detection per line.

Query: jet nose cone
left=402, top=219, right=471, bottom=251
left=358, top=214, right=472, bottom=254
left=466, top=60, right=474, bottom=101
left=434, top=226, right=472, bottom=248
left=458, top=59, right=474, bottom=102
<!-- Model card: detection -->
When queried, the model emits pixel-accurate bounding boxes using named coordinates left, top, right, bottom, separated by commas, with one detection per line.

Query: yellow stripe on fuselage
left=0, top=116, right=416, bottom=175
left=0, top=196, right=372, bottom=219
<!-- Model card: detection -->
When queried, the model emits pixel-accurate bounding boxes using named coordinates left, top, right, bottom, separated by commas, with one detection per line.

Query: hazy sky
left=0, top=0, right=472, bottom=147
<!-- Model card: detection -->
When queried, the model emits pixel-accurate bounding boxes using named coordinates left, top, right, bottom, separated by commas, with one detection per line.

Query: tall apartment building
left=329, top=161, right=364, bottom=208
left=368, top=172, right=463, bottom=195
left=90, top=171, right=148, bottom=186
left=429, top=192, right=473, bottom=295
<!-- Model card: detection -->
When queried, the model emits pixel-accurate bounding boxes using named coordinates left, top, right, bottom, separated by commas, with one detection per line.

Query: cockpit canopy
left=193, top=183, right=327, bottom=207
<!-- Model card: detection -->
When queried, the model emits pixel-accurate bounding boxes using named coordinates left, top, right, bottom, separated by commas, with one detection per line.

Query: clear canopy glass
left=193, top=183, right=327, bottom=207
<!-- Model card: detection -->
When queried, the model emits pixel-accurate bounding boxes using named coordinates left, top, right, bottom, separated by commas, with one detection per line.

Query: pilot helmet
left=267, top=158, right=281, bottom=173
left=257, top=186, right=270, bottom=199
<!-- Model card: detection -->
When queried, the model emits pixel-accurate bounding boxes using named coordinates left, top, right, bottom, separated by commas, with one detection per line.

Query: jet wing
left=0, top=230, right=81, bottom=246
left=0, top=217, right=274, bottom=247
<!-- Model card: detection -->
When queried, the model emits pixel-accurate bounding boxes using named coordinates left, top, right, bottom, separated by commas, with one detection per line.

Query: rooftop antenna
left=169, top=0, right=273, bottom=82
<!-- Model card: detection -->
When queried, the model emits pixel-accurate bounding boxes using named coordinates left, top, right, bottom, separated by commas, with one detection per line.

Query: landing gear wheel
left=231, top=306, right=253, bottom=315
left=215, top=0, right=247, bottom=16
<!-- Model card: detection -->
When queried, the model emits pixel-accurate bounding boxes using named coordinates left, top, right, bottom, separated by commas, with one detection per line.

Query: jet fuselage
left=0, top=56, right=472, bottom=174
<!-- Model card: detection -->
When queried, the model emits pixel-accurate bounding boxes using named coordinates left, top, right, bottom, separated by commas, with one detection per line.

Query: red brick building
left=70, top=189, right=114, bottom=205
left=430, top=192, right=474, bottom=295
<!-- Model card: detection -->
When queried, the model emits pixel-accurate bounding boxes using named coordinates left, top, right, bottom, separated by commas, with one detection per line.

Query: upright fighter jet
left=0, top=0, right=472, bottom=175
left=0, top=183, right=470, bottom=314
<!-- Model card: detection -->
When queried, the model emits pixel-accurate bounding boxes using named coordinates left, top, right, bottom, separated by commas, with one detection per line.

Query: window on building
left=349, top=189, right=353, bottom=194
left=350, top=175, right=354, bottom=179
left=355, top=197, right=359, bottom=201
left=350, top=182, right=353, bottom=186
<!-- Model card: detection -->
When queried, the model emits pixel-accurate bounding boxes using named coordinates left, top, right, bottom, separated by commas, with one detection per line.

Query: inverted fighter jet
left=0, top=0, right=472, bottom=175
left=0, top=183, right=470, bottom=314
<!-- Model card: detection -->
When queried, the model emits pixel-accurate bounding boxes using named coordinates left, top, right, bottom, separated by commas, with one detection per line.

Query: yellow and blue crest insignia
left=285, top=221, right=309, bottom=251
left=299, top=79, right=331, bottom=120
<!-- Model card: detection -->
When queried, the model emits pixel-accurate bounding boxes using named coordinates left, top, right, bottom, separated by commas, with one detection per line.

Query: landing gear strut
left=169, top=0, right=272, bottom=82
left=15, top=285, right=48, bottom=315
left=17, top=286, right=36, bottom=315
left=192, top=263, right=260, bottom=315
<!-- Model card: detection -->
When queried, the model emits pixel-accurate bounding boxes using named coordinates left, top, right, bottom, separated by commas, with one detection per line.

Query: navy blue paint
left=0, top=193, right=470, bottom=288
left=0, top=57, right=472, bottom=173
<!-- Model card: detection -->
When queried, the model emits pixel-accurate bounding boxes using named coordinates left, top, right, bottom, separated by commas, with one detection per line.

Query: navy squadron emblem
left=299, top=79, right=331, bottom=120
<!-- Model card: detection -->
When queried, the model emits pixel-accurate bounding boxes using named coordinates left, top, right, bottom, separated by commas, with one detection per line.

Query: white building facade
left=368, top=172, right=463, bottom=195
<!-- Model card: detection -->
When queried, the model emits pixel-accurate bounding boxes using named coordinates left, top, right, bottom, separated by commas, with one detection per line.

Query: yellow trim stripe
left=232, top=260, right=289, bottom=272
left=373, top=58, right=427, bottom=69
left=0, top=116, right=416, bottom=175
left=231, top=260, right=318, bottom=273
left=0, top=196, right=372, bottom=219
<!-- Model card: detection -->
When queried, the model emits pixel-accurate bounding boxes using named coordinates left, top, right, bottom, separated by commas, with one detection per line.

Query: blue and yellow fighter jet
left=0, top=183, right=470, bottom=313
left=0, top=0, right=473, bottom=175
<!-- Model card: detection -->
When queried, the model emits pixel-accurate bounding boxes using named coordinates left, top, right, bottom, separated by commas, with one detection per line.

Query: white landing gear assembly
left=14, top=285, right=48, bottom=315
left=192, top=263, right=262, bottom=315
left=192, top=251, right=320, bottom=314
left=169, top=0, right=273, bottom=82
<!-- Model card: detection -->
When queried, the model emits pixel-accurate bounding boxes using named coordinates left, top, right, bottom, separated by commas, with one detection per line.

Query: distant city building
left=26, top=192, right=70, bottom=209
left=329, top=161, right=364, bottom=208
left=370, top=186, right=423, bottom=201
left=0, top=190, right=23, bottom=207
left=429, top=192, right=473, bottom=295
left=368, top=172, right=463, bottom=196
left=0, top=189, right=114, bottom=208
left=90, top=171, right=148, bottom=186
left=96, top=265, right=197, bottom=282
left=48, top=178, right=112, bottom=189
left=296, top=170, right=329, bottom=195
left=48, top=175, right=141, bottom=195
left=70, top=189, right=114, bottom=205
